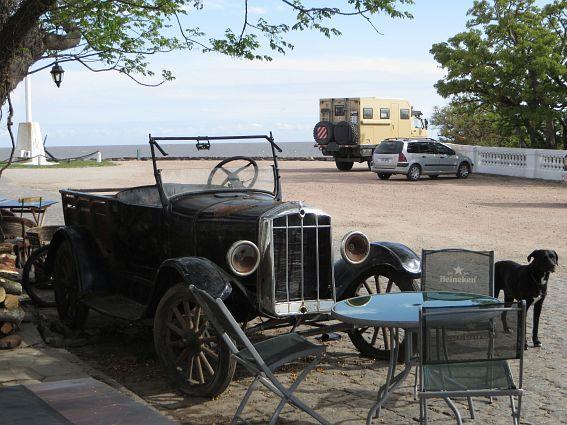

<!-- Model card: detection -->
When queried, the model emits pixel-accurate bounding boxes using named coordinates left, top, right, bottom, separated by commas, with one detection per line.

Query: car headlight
left=406, top=258, right=421, bottom=273
left=340, top=231, right=370, bottom=265
left=227, top=240, right=260, bottom=276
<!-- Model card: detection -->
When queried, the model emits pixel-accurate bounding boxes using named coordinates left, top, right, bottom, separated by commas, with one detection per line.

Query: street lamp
left=50, top=62, right=64, bottom=87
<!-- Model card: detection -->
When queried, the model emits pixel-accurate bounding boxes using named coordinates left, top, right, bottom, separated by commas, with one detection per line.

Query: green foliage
left=431, top=102, right=520, bottom=147
left=38, top=0, right=414, bottom=83
left=430, top=0, right=567, bottom=149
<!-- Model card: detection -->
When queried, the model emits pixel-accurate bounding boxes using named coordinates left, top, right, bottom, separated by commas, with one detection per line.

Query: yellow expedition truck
left=313, top=97, right=428, bottom=170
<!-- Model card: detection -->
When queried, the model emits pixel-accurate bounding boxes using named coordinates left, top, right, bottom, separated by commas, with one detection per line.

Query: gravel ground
left=1, top=160, right=566, bottom=424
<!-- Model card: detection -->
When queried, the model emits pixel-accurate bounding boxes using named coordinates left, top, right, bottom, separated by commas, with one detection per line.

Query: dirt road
left=2, top=160, right=566, bottom=424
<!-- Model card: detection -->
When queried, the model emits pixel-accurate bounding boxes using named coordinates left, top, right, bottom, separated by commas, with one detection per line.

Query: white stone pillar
left=15, top=76, right=52, bottom=165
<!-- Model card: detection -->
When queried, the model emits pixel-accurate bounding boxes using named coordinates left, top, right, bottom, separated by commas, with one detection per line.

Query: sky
left=1, top=0, right=478, bottom=147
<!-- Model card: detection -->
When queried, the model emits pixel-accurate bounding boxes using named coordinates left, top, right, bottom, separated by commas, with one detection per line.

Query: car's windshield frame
left=148, top=133, right=283, bottom=206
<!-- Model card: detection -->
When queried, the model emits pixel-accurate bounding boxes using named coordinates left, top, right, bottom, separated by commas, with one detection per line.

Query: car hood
left=172, top=192, right=284, bottom=221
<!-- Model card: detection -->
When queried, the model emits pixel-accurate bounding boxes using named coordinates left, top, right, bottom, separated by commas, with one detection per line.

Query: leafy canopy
left=38, top=0, right=414, bottom=83
left=430, top=0, right=566, bottom=149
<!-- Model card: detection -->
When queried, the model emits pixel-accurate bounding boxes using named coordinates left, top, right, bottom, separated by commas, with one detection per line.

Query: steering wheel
left=207, top=156, right=259, bottom=189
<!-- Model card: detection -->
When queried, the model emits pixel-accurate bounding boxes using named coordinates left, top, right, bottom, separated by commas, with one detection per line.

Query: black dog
left=495, top=249, right=558, bottom=348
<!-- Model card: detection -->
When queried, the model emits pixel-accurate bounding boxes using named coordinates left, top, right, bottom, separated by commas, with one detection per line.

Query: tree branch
left=0, top=94, right=16, bottom=177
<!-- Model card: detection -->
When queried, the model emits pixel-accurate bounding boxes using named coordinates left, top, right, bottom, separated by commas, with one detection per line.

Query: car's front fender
left=334, top=242, right=421, bottom=299
left=155, top=256, right=232, bottom=298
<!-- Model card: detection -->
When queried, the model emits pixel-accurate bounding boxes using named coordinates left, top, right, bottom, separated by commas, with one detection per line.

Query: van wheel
left=377, top=173, right=391, bottom=180
left=406, top=164, right=421, bottom=181
left=457, top=162, right=470, bottom=179
left=335, top=160, right=354, bottom=171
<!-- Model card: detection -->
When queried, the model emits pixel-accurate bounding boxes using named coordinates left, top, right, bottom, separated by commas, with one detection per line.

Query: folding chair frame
left=417, top=248, right=496, bottom=416
left=190, top=285, right=331, bottom=425
left=418, top=303, right=526, bottom=425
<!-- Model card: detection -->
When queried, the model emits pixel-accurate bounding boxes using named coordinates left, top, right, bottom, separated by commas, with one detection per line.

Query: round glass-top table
left=332, top=291, right=499, bottom=330
left=331, top=291, right=500, bottom=425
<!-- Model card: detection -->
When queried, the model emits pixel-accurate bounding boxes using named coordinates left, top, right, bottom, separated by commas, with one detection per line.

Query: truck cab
left=313, top=97, right=428, bottom=170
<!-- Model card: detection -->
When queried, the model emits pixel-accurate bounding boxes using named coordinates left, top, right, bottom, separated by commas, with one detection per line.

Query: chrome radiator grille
left=261, top=210, right=334, bottom=316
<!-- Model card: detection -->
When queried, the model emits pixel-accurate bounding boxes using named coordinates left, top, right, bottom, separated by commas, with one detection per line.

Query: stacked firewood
left=0, top=246, right=24, bottom=349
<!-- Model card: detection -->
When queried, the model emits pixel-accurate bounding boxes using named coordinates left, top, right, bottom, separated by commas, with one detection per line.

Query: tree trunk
left=524, top=120, right=538, bottom=148
left=560, top=118, right=567, bottom=150
left=544, top=118, right=557, bottom=149
left=0, top=0, right=56, bottom=107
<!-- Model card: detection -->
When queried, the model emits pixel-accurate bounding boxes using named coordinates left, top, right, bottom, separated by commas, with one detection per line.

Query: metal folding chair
left=418, top=302, right=525, bottom=425
left=18, top=196, right=44, bottom=226
left=189, top=285, right=331, bottom=425
left=421, top=249, right=494, bottom=296
left=416, top=249, right=495, bottom=415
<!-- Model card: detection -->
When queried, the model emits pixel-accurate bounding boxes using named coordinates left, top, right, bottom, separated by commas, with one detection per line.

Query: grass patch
left=1, top=160, right=116, bottom=169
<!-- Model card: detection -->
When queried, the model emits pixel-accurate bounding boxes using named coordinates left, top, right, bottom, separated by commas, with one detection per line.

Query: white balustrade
left=446, top=143, right=567, bottom=181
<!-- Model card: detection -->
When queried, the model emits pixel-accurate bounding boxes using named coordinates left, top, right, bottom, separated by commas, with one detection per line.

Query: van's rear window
left=375, top=141, right=403, bottom=154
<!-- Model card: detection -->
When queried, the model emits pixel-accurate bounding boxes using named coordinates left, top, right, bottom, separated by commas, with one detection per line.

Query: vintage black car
left=46, top=134, right=421, bottom=397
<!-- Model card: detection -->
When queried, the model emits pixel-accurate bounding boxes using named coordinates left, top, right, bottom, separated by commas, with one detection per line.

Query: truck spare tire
left=313, top=121, right=334, bottom=145
left=333, top=121, right=359, bottom=145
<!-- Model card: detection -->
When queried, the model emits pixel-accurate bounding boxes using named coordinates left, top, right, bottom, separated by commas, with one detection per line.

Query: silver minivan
left=370, top=138, right=474, bottom=181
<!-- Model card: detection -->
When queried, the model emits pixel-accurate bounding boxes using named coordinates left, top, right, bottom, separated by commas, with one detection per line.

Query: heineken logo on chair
left=439, top=265, right=478, bottom=284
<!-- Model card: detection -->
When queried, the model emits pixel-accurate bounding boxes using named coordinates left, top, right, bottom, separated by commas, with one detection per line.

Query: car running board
left=83, top=293, right=146, bottom=321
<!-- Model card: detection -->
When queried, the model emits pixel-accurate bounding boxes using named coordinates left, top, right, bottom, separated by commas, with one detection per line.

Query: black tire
left=53, top=240, right=89, bottom=329
left=333, top=121, right=359, bottom=145
left=367, top=160, right=372, bottom=171
left=341, top=268, right=419, bottom=360
left=457, top=162, right=471, bottom=179
left=154, top=283, right=236, bottom=397
left=313, top=121, right=334, bottom=145
left=335, top=160, right=354, bottom=171
left=377, top=173, right=391, bottom=180
left=22, top=245, right=55, bottom=307
left=428, top=174, right=439, bottom=179
left=406, top=164, right=421, bottom=181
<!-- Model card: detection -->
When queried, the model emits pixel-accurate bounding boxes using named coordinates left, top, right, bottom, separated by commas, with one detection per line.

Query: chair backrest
left=420, top=302, right=525, bottom=366
left=189, top=285, right=267, bottom=368
left=421, top=249, right=495, bottom=296
left=18, top=196, right=42, bottom=205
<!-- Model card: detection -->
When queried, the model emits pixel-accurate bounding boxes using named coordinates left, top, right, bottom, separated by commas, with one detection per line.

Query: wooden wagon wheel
left=53, top=240, right=89, bottom=329
left=153, top=283, right=235, bottom=397
left=22, top=245, right=56, bottom=307
left=342, top=267, right=419, bottom=360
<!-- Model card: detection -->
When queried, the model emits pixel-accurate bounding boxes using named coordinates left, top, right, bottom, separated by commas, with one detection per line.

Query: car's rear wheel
left=377, top=173, right=391, bottom=180
left=53, top=241, right=89, bottom=329
left=407, top=164, right=421, bottom=181
left=342, top=268, right=419, bottom=360
left=154, top=283, right=236, bottom=397
left=335, top=160, right=354, bottom=171
left=457, top=162, right=471, bottom=179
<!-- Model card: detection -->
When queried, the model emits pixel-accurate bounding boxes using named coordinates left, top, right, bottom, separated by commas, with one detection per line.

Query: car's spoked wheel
left=53, top=241, right=89, bottom=329
left=22, top=245, right=56, bottom=307
left=154, top=284, right=235, bottom=397
left=343, top=269, right=418, bottom=360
